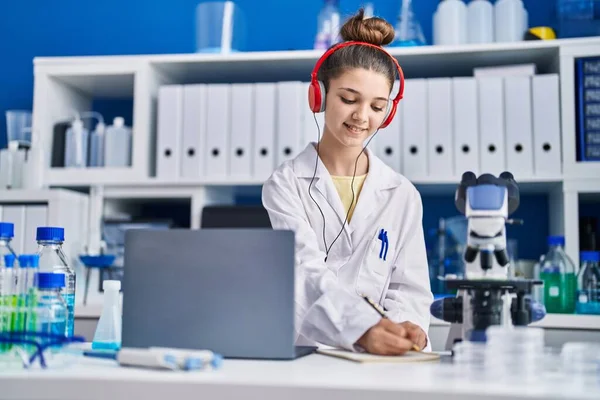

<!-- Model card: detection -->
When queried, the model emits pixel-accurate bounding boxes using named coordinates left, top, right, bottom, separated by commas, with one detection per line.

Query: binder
left=504, top=76, right=534, bottom=177
left=23, top=205, right=48, bottom=254
left=477, top=77, right=506, bottom=175
left=401, top=79, right=428, bottom=179
left=531, top=74, right=562, bottom=176
left=276, top=81, right=303, bottom=167
left=181, top=84, right=207, bottom=179
left=230, top=83, right=254, bottom=178
left=452, top=77, right=479, bottom=176
left=156, top=85, right=183, bottom=179
left=252, top=83, right=277, bottom=180
left=427, top=78, right=454, bottom=178
left=376, top=80, right=402, bottom=172
left=205, top=84, right=231, bottom=178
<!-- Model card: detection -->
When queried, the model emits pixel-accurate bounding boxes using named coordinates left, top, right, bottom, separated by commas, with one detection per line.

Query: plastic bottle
left=36, top=227, right=75, bottom=337
left=89, top=121, right=106, bottom=167
left=104, top=117, right=132, bottom=167
left=0, top=223, right=18, bottom=340
left=494, top=0, right=527, bottom=42
left=539, top=236, right=577, bottom=314
left=314, top=0, right=341, bottom=50
left=392, top=0, right=427, bottom=47
left=433, top=0, right=468, bottom=46
left=92, top=280, right=122, bottom=350
left=467, top=0, right=494, bottom=43
left=64, top=117, right=89, bottom=168
left=576, top=251, right=600, bottom=314
left=36, top=272, right=67, bottom=344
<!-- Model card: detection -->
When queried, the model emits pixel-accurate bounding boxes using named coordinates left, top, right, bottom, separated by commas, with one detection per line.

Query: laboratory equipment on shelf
left=538, top=236, right=577, bottom=314
left=104, top=117, right=132, bottom=167
left=92, top=280, right=122, bottom=350
left=195, top=1, right=246, bottom=53
left=391, top=0, right=426, bottom=47
left=467, top=0, right=494, bottom=43
left=433, top=0, right=467, bottom=45
left=494, top=0, right=528, bottom=42
left=430, top=172, right=545, bottom=343
left=576, top=251, right=600, bottom=314
left=314, top=0, right=341, bottom=50
left=36, top=227, right=75, bottom=337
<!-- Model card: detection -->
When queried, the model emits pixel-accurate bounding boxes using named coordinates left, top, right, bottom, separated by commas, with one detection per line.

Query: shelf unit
left=21, top=38, right=600, bottom=325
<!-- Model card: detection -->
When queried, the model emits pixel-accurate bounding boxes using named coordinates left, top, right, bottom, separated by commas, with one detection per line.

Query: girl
left=262, top=9, right=432, bottom=355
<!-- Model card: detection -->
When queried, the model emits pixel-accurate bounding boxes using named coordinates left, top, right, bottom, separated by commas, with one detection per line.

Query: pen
left=361, top=295, right=421, bottom=352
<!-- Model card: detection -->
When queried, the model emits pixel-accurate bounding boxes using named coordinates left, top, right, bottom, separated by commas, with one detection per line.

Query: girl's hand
left=399, top=321, right=427, bottom=350
left=356, top=318, right=415, bottom=355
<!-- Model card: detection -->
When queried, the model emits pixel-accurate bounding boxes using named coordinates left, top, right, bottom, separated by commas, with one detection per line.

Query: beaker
left=5, top=110, right=32, bottom=147
left=195, top=1, right=246, bottom=53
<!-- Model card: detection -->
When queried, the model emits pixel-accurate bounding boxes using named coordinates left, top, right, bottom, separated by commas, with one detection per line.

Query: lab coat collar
left=294, top=142, right=404, bottom=235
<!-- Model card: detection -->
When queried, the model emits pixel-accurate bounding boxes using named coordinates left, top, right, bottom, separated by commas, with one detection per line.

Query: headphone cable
left=308, top=114, right=381, bottom=262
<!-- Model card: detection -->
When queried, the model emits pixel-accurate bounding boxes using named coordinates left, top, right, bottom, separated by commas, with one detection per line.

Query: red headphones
left=308, top=41, right=405, bottom=129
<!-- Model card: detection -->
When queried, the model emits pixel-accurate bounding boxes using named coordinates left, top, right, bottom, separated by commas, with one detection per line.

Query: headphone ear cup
left=379, top=102, right=396, bottom=129
left=308, top=81, right=327, bottom=113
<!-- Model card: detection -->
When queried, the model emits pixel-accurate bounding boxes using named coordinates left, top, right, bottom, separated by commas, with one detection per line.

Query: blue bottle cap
left=29, top=254, right=40, bottom=268
left=18, top=255, right=29, bottom=268
left=36, top=227, right=65, bottom=242
left=548, top=236, right=565, bottom=247
left=580, top=251, right=600, bottom=263
left=4, top=254, right=16, bottom=267
left=37, top=272, right=65, bottom=289
left=0, top=222, right=14, bottom=239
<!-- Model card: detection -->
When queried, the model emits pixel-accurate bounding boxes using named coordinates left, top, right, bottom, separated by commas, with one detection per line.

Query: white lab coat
left=262, top=143, right=433, bottom=352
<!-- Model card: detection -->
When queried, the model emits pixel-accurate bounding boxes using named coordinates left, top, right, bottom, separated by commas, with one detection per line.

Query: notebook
left=316, top=348, right=441, bottom=363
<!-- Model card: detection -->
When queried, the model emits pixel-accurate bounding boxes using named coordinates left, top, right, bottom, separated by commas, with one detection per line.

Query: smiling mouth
left=344, top=123, right=367, bottom=134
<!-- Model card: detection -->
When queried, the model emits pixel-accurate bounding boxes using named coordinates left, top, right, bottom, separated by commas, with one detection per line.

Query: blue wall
left=0, top=0, right=556, bottom=146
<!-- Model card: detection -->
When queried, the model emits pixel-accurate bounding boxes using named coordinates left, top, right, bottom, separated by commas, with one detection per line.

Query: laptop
left=122, top=228, right=316, bottom=360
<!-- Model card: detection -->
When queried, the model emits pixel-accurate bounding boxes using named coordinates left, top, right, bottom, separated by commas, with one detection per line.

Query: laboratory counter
left=1, top=353, right=598, bottom=400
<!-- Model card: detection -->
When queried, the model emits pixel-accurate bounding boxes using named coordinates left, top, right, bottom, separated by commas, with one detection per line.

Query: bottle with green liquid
left=539, top=236, right=577, bottom=314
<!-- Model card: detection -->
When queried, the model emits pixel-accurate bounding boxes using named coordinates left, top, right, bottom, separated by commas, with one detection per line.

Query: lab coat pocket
left=355, top=229, right=395, bottom=301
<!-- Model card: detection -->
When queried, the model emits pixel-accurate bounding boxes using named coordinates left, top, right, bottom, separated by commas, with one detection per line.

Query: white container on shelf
left=433, top=0, right=468, bottom=45
left=467, top=0, right=494, bottom=43
left=104, top=117, right=132, bottom=167
left=494, top=0, right=527, bottom=42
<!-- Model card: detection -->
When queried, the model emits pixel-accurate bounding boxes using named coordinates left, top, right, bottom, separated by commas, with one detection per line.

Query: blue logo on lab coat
left=378, top=229, right=389, bottom=261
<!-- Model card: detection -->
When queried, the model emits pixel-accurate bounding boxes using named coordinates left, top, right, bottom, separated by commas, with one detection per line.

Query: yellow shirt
left=330, top=174, right=367, bottom=222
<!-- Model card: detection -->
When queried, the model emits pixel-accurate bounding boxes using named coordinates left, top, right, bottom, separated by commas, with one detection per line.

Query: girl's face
left=323, top=68, right=392, bottom=149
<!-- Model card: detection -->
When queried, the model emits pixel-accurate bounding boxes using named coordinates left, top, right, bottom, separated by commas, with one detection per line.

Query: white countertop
left=1, top=353, right=598, bottom=400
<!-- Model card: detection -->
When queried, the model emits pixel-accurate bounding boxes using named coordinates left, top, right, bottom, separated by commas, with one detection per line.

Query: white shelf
left=0, top=188, right=87, bottom=203
left=33, top=37, right=600, bottom=82
left=431, top=313, right=600, bottom=330
left=54, top=175, right=565, bottom=199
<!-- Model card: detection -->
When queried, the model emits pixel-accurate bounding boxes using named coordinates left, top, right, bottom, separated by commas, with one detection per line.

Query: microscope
left=430, top=172, right=545, bottom=346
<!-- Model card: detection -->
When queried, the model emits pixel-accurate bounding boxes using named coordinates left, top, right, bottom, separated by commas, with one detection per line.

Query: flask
left=92, top=280, right=122, bottom=350
left=576, top=251, right=600, bottom=314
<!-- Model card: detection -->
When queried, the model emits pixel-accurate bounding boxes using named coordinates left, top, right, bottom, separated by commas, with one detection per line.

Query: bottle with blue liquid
left=36, top=272, right=67, bottom=343
left=36, top=227, right=75, bottom=337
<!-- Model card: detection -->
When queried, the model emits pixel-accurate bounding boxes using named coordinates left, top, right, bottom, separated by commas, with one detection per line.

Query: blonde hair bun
left=340, top=8, right=395, bottom=46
